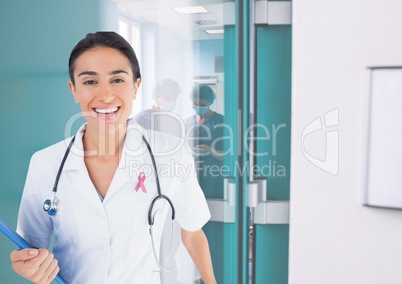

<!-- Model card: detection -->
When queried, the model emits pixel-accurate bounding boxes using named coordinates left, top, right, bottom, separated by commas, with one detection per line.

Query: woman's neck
left=83, top=123, right=126, bottom=159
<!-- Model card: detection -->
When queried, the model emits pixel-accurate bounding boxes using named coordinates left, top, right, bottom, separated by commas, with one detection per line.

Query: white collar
left=63, top=120, right=148, bottom=171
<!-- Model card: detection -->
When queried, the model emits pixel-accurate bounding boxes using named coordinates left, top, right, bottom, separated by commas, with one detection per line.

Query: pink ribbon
left=135, top=172, right=147, bottom=193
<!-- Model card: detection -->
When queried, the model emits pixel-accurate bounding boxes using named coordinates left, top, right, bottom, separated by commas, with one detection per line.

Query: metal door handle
left=206, top=178, right=236, bottom=223
left=254, top=1, right=292, bottom=26
left=248, top=178, right=289, bottom=224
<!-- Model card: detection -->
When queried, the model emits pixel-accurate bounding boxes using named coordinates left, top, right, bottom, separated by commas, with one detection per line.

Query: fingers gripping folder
left=0, top=218, right=66, bottom=284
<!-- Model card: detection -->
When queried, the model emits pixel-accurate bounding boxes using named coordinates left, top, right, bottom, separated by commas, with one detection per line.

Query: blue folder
left=0, top=218, right=66, bottom=284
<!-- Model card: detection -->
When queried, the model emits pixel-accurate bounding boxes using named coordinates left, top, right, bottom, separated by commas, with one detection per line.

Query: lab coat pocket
left=129, top=202, right=151, bottom=259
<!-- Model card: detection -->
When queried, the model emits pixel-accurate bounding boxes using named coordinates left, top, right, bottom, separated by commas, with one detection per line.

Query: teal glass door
left=253, top=24, right=292, bottom=284
left=248, top=1, right=292, bottom=283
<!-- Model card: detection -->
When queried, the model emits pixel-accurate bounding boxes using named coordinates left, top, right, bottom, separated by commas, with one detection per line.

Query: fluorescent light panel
left=205, top=29, right=224, bottom=35
left=174, top=6, right=207, bottom=14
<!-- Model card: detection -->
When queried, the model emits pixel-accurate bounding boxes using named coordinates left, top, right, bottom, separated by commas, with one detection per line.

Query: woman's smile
left=93, top=106, right=120, bottom=120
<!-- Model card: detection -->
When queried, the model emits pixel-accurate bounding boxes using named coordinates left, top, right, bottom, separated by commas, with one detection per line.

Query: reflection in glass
left=135, top=78, right=183, bottom=137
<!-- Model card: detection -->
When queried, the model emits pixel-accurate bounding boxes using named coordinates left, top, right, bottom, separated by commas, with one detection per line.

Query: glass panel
left=115, top=1, right=236, bottom=283
left=254, top=25, right=291, bottom=284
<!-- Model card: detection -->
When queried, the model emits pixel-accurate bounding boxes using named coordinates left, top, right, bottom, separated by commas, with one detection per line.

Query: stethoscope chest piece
left=43, top=193, right=60, bottom=216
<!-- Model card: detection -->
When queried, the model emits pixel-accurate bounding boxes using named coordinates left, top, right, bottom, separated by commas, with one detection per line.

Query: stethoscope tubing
left=141, top=135, right=175, bottom=225
left=52, top=136, right=76, bottom=193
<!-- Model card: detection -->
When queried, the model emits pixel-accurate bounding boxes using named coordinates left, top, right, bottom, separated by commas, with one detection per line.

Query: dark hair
left=68, top=31, right=141, bottom=85
left=190, top=84, right=216, bottom=104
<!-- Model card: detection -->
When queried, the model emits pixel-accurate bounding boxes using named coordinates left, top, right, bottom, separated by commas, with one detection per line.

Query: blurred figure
left=135, top=78, right=184, bottom=137
left=185, top=84, right=225, bottom=283
left=185, top=84, right=225, bottom=198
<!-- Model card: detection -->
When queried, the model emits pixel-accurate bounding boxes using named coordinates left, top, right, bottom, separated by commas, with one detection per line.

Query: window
left=119, top=16, right=143, bottom=116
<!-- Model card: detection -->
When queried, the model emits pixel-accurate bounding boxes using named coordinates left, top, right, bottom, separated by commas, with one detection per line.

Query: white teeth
left=95, top=107, right=118, bottom=114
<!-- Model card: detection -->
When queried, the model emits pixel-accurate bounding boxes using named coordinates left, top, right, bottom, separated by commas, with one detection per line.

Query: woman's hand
left=10, top=248, right=59, bottom=284
left=181, top=229, right=217, bottom=284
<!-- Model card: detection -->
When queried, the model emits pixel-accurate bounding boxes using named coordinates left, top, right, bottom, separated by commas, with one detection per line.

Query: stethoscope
left=43, top=135, right=176, bottom=272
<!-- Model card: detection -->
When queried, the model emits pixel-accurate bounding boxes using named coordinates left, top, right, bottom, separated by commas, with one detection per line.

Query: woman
left=10, top=32, right=216, bottom=284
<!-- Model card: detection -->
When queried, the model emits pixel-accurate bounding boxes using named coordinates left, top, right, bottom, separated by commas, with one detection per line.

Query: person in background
left=185, top=84, right=225, bottom=283
left=185, top=84, right=225, bottom=198
left=135, top=78, right=184, bottom=138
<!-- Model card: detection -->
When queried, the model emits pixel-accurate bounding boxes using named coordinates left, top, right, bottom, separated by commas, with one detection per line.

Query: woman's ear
left=68, top=81, right=79, bottom=103
left=133, top=78, right=141, bottom=100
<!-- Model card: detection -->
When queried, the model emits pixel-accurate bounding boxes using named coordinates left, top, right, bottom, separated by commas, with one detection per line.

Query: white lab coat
left=17, top=119, right=210, bottom=283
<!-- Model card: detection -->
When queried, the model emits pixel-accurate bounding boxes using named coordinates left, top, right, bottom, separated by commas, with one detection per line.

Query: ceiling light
left=195, top=20, right=218, bottom=26
left=205, top=29, right=224, bottom=35
left=174, top=6, right=208, bottom=14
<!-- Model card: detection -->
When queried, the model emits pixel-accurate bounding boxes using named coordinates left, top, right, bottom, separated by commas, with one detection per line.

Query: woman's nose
left=98, top=83, right=115, bottom=103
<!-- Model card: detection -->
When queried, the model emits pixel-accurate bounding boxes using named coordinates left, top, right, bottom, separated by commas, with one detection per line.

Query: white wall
left=290, top=1, right=402, bottom=283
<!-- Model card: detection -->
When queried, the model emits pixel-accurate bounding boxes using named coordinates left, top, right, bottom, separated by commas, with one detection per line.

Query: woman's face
left=68, top=47, right=141, bottom=134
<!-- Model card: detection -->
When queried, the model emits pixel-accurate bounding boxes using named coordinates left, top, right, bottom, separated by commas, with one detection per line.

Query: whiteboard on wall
left=364, top=67, right=402, bottom=209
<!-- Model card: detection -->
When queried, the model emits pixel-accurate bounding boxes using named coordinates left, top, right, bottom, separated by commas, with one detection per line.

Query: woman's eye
left=112, top=78, right=124, bottom=83
left=83, top=80, right=97, bottom=85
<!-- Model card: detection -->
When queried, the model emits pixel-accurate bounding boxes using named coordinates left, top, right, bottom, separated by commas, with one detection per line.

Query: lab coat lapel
left=71, top=164, right=104, bottom=210
left=103, top=167, right=131, bottom=201
left=63, top=124, right=103, bottom=210
left=104, top=123, right=145, bottom=201
left=67, top=145, right=104, bottom=210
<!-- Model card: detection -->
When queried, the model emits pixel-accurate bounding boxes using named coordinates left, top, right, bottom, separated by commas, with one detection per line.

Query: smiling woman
left=68, top=47, right=140, bottom=137
left=10, top=32, right=216, bottom=284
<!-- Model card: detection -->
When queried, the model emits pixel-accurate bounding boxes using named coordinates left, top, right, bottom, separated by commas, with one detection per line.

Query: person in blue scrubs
left=185, top=84, right=225, bottom=198
left=185, top=84, right=225, bottom=283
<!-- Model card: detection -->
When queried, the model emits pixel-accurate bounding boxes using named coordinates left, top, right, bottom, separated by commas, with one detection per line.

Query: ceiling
left=112, top=0, right=227, bottom=40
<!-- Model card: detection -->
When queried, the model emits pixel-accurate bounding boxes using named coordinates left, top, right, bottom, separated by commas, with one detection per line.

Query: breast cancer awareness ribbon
left=135, top=172, right=147, bottom=193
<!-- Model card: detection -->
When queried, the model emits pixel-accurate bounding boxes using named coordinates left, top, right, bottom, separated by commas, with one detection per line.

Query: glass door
left=247, top=1, right=292, bottom=283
